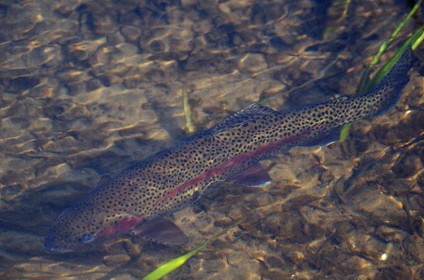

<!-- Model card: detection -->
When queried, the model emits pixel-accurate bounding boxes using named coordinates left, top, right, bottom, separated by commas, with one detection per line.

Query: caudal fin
left=367, top=47, right=414, bottom=116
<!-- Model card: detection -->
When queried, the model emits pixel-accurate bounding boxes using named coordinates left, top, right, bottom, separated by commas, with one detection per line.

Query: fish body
left=45, top=49, right=413, bottom=253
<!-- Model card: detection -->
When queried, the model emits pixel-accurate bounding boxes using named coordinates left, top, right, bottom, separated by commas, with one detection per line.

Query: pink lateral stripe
left=156, top=133, right=301, bottom=206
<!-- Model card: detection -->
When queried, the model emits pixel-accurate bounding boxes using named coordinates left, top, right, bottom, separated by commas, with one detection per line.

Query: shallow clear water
left=0, top=0, right=423, bottom=279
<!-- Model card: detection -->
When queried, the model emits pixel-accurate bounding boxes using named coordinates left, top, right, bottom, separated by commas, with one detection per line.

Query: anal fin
left=228, top=164, right=272, bottom=187
left=300, top=127, right=340, bottom=147
left=131, top=218, right=188, bottom=246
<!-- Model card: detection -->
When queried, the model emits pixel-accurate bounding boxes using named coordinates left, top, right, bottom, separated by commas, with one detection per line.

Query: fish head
left=44, top=201, right=142, bottom=253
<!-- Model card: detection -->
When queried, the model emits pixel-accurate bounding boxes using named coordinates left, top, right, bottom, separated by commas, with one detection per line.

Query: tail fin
left=367, top=47, right=414, bottom=116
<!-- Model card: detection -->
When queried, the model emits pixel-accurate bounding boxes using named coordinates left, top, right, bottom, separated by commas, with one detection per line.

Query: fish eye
left=79, top=234, right=95, bottom=244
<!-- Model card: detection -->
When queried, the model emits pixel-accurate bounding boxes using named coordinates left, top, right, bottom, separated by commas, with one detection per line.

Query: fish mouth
left=44, top=245, right=74, bottom=254
left=44, top=236, right=74, bottom=254
left=44, top=231, right=87, bottom=254
left=44, top=236, right=93, bottom=254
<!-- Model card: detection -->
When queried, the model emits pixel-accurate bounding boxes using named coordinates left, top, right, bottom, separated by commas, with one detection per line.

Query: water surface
left=0, top=1, right=423, bottom=279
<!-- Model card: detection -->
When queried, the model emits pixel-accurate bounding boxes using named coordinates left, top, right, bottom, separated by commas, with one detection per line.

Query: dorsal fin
left=213, top=103, right=276, bottom=132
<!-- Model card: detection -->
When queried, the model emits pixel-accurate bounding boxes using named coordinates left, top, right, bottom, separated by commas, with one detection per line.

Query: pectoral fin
left=228, top=164, right=272, bottom=187
left=132, top=218, right=188, bottom=246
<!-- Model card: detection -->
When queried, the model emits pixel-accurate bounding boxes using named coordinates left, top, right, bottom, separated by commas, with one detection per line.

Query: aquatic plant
left=142, top=241, right=207, bottom=280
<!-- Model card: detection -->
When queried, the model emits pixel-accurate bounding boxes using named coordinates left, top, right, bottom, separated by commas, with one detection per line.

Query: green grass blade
left=371, top=27, right=422, bottom=83
left=412, top=26, right=424, bottom=50
left=368, top=0, right=422, bottom=69
left=142, top=218, right=246, bottom=280
left=339, top=123, right=352, bottom=143
left=182, top=88, right=196, bottom=135
left=341, top=0, right=351, bottom=19
left=142, top=241, right=208, bottom=280
left=356, top=0, right=422, bottom=95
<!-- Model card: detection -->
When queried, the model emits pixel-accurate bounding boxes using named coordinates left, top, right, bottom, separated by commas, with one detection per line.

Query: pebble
left=265, top=255, right=284, bottom=268
left=375, top=226, right=408, bottom=243
left=237, top=53, right=268, bottom=73
left=415, top=265, right=424, bottom=279
left=107, top=31, right=126, bottom=45
left=213, top=216, right=233, bottom=228
left=403, top=235, right=424, bottom=263
left=376, top=265, right=412, bottom=280
left=103, top=254, right=131, bottom=267
left=5, top=76, right=40, bottom=94
left=123, top=241, right=141, bottom=258
left=350, top=187, right=406, bottom=224
left=417, top=171, right=424, bottom=188
left=120, top=25, right=141, bottom=43
left=391, top=153, right=422, bottom=179
left=93, top=13, right=118, bottom=35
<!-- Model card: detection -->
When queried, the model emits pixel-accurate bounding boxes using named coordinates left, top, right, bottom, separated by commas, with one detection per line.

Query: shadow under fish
left=45, top=48, right=415, bottom=253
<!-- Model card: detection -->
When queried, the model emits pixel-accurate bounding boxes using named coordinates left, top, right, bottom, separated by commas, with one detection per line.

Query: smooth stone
left=237, top=53, right=268, bottom=73
left=103, top=254, right=131, bottom=267
left=120, top=25, right=141, bottom=43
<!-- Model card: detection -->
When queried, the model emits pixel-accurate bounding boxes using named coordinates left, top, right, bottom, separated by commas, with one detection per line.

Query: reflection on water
left=0, top=0, right=423, bottom=279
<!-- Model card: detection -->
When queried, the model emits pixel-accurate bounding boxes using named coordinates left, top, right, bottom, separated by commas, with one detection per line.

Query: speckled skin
left=45, top=49, right=413, bottom=253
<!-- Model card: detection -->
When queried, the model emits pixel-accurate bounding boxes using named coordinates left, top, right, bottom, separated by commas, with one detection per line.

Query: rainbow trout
left=45, top=49, right=413, bottom=253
